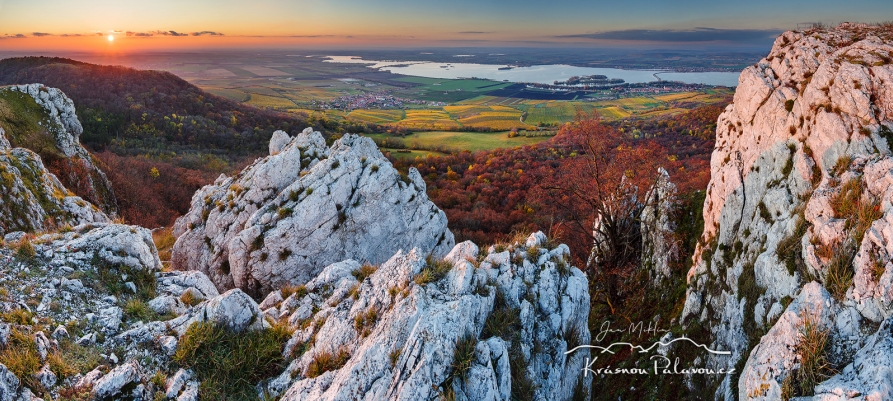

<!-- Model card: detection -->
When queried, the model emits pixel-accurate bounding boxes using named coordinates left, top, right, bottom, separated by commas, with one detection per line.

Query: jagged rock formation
left=680, top=23, right=893, bottom=399
left=0, top=84, right=117, bottom=214
left=171, top=128, right=454, bottom=295
left=0, top=127, right=107, bottom=235
left=640, top=167, right=680, bottom=281
left=255, top=232, right=590, bottom=401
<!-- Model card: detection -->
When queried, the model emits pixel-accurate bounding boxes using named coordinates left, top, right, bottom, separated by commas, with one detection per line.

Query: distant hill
left=0, top=57, right=319, bottom=156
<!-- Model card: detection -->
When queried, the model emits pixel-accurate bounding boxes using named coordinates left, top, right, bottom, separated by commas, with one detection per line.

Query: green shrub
left=173, top=322, right=293, bottom=400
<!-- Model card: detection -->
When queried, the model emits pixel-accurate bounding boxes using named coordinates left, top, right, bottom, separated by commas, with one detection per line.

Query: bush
left=173, top=322, right=293, bottom=400
left=15, top=238, right=35, bottom=260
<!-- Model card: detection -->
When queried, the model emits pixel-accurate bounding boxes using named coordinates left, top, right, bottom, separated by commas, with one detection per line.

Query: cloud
left=126, top=31, right=154, bottom=37
left=12, top=34, right=26, bottom=38
left=458, top=31, right=490, bottom=34
left=32, top=32, right=52, bottom=37
left=190, top=31, right=224, bottom=36
left=60, top=33, right=83, bottom=37
left=154, top=30, right=188, bottom=37
left=557, top=27, right=782, bottom=43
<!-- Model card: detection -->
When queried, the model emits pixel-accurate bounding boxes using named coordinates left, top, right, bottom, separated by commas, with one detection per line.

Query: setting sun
left=107, top=34, right=114, bottom=42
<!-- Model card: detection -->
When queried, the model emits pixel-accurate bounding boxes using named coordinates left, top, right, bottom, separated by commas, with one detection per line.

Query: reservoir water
left=324, top=56, right=741, bottom=87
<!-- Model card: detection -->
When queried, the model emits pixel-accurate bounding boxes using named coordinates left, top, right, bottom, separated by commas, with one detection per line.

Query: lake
left=324, top=56, right=741, bottom=87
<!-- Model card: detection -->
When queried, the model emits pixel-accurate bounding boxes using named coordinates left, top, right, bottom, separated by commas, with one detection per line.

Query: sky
left=0, top=0, right=891, bottom=52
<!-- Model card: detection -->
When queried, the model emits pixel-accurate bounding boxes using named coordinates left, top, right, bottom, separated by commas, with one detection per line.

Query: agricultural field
left=364, top=131, right=551, bottom=153
left=397, top=110, right=461, bottom=130
left=346, top=109, right=405, bottom=124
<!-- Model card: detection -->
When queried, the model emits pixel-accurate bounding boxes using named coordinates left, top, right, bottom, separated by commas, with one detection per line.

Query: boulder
left=91, top=361, right=142, bottom=399
left=171, top=128, right=454, bottom=295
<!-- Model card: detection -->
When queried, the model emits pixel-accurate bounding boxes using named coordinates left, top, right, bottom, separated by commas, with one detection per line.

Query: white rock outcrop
left=257, top=232, right=590, bottom=401
left=171, top=128, right=454, bottom=295
left=679, top=24, right=893, bottom=398
left=0, top=146, right=108, bottom=235
left=1, top=84, right=117, bottom=213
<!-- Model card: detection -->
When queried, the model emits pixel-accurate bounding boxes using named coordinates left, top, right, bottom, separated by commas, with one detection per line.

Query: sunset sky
left=1, top=0, right=892, bottom=51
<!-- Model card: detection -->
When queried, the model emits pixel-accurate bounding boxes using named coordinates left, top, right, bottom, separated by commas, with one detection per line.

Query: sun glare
left=107, top=35, right=114, bottom=42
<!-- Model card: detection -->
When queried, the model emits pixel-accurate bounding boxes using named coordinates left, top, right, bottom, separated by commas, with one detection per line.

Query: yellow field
left=398, top=110, right=460, bottom=129
left=654, top=92, right=700, bottom=102
left=245, top=93, right=296, bottom=109
left=597, top=106, right=632, bottom=119
left=347, top=109, right=405, bottom=124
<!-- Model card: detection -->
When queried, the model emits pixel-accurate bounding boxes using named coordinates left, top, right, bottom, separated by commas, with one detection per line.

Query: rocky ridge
left=0, top=84, right=117, bottom=214
left=0, top=127, right=107, bottom=236
left=259, top=232, right=591, bottom=400
left=171, top=128, right=455, bottom=295
left=680, top=23, right=893, bottom=399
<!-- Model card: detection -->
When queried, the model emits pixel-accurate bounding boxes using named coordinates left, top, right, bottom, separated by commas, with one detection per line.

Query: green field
left=365, top=131, right=552, bottom=153
left=379, top=148, right=448, bottom=159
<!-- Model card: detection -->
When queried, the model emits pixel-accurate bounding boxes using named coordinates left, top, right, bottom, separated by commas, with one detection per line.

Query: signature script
left=594, top=320, right=670, bottom=343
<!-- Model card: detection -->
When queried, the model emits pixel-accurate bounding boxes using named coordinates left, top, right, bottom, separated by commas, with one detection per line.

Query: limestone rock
left=267, top=232, right=591, bottom=401
left=640, top=167, right=680, bottom=281
left=166, top=288, right=268, bottom=335
left=1, top=84, right=117, bottom=213
left=0, top=147, right=108, bottom=236
left=45, top=223, right=162, bottom=271
left=90, top=361, right=142, bottom=399
left=679, top=24, right=893, bottom=397
left=171, top=128, right=454, bottom=295
left=269, top=130, right=291, bottom=156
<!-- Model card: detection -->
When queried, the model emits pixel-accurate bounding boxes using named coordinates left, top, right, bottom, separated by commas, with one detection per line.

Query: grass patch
left=351, top=264, right=377, bottom=282
left=280, top=284, right=307, bottom=300
left=481, top=289, right=521, bottom=340
left=450, top=334, right=477, bottom=380
left=306, top=347, right=351, bottom=379
left=825, top=241, right=856, bottom=301
left=777, top=212, right=809, bottom=277
left=789, top=312, right=833, bottom=397
left=353, top=308, right=379, bottom=338
left=414, top=256, right=453, bottom=286
left=152, top=227, right=176, bottom=266
left=173, top=321, right=293, bottom=400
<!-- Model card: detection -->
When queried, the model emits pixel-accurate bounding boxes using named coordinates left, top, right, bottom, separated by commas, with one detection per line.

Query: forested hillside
left=0, top=57, right=318, bottom=156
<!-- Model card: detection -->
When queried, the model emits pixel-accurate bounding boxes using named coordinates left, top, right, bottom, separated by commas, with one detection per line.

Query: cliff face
left=171, top=128, right=455, bottom=296
left=0, top=84, right=117, bottom=215
left=0, top=127, right=107, bottom=235
left=681, top=24, right=893, bottom=399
